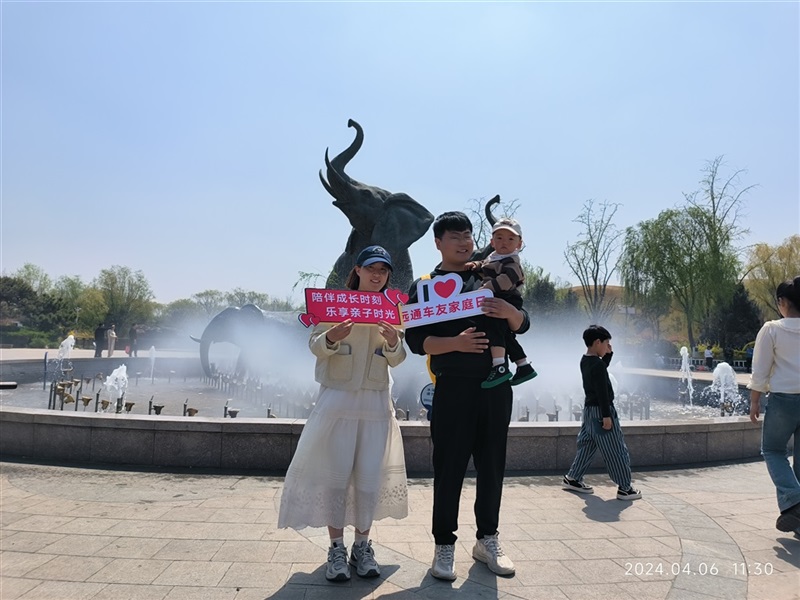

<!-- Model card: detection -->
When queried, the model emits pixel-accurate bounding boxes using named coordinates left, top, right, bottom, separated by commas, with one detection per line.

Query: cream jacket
left=309, top=323, right=406, bottom=392
left=749, top=317, right=800, bottom=394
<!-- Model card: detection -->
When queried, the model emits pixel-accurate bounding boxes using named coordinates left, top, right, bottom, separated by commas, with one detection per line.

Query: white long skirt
left=277, top=385, right=408, bottom=531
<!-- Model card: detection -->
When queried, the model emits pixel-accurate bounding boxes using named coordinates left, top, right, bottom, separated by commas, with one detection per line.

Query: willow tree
left=564, top=199, right=624, bottom=322
left=744, top=234, right=800, bottom=319
left=93, top=266, right=155, bottom=331
left=620, top=208, right=709, bottom=349
left=622, top=158, right=753, bottom=347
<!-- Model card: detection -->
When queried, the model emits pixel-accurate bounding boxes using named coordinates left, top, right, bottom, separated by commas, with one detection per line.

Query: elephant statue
left=194, top=304, right=308, bottom=379
left=319, top=119, right=434, bottom=292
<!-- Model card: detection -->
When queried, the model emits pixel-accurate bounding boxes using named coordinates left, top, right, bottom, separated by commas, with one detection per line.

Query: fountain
left=57, top=335, right=75, bottom=360
left=148, top=346, right=156, bottom=383
left=700, top=361, right=748, bottom=416
left=103, top=365, right=129, bottom=414
left=678, top=346, right=694, bottom=406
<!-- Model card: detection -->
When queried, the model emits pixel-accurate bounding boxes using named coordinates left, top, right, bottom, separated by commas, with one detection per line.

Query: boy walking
left=562, top=325, right=641, bottom=500
left=405, top=211, right=531, bottom=580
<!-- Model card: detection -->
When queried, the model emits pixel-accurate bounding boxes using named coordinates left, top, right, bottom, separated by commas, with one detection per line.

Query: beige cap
left=492, top=217, right=522, bottom=237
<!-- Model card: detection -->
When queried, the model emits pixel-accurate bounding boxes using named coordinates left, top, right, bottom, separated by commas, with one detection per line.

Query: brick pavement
left=1, top=460, right=798, bottom=600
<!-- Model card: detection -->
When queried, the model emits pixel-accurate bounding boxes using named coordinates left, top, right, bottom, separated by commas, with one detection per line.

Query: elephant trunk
left=319, top=119, right=365, bottom=200
left=330, top=119, right=364, bottom=175
left=200, top=337, right=213, bottom=378
left=485, top=195, right=501, bottom=226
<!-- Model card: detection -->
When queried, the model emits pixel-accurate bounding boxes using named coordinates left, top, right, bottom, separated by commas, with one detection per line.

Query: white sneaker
left=430, top=544, right=456, bottom=580
left=349, top=540, right=380, bottom=578
left=472, top=533, right=515, bottom=576
left=326, top=542, right=351, bottom=581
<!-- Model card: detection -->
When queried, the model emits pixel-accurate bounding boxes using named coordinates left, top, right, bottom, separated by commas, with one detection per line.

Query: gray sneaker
left=472, top=533, right=515, bottom=576
left=430, top=544, right=456, bottom=580
left=326, top=542, right=350, bottom=582
left=350, top=540, right=380, bottom=578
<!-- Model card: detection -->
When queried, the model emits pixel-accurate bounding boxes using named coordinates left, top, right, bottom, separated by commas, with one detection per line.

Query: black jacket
left=580, top=352, right=615, bottom=418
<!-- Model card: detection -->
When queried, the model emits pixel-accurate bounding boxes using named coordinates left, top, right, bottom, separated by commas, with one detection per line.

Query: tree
left=564, top=200, right=624, bottom=322
left=0, top=276, right=38, bottom=322
left=93, top=266, right=155, bottom=331
left=621, top=158, right=752, bottom=348
left=744, top=235, right=800, bottom=319
left=192, top=290, right=227, bottom=318
left=620, top=241, right=673, bottom=341
left=700, top=283, right=762, bottom=350
left=157, top=299, right=208, bottom=334
left=520, top=264, right=559, bottom=316
left=684, top=156, right=753, bottom=321
left=628, top=280, right=672, bottom=342
left=621, top=208, right=708, bottom=349
left=53, top=275, right=88, bottom=332
left=224, top=288, right=297, bottom=311
left=560, top=287, right=580, bottom=316
left=0, top=275, right=71, bottom=338
left=13, top=263, right=52, bottom=295
left=75, top=288, right=108, bottom=333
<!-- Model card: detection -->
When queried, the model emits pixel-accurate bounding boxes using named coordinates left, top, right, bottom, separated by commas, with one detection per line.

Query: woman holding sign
left=278, top=245, right=408, bottom=582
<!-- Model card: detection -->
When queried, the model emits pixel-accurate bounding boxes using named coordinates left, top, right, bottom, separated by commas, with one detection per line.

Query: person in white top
left=704, top=346, right=714, bottom=371
left=749, top=275, right=800, bottom=535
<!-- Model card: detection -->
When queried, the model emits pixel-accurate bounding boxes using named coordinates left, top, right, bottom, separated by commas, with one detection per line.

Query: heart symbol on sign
left=433, top=279, right=458, bottom=299
left=298, top=313, right=320, bottom=328
left=384, top=289, right=409, bottom=306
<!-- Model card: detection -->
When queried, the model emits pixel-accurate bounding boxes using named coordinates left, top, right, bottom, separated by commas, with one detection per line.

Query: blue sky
left=2, top=1, right=798, bottom=305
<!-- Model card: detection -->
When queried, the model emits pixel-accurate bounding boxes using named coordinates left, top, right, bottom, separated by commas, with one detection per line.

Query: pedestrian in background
left=106, top=324, right=117, bottom=357
left=749, top=276, right=800, bottom=535
left=93, top=323, right=105, bottom=358
left=128, top=324, right=139, bottom=357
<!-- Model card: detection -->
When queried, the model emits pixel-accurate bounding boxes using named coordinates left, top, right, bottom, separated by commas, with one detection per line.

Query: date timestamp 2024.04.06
left=625, top=562, right=775, bottom=576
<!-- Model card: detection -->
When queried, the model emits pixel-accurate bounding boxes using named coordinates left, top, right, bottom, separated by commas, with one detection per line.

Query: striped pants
left=566, top=405, right=632, bottom=489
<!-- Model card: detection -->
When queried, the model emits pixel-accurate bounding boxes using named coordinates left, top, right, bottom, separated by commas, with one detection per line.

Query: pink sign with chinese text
left=298, top=288, right=405, bottom=327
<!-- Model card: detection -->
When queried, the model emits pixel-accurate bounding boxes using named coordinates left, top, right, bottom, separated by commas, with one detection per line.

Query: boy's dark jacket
left=404, top=267, right=530, bottom=379
left=580, top=352, right=615, bottom=418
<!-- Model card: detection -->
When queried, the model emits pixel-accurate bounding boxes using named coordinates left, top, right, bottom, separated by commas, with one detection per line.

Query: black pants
left=483, top=317, right=527, bottom=363
left=429, top=375, right=513, bottom=545
left=93, top=342, right=103, bottom=358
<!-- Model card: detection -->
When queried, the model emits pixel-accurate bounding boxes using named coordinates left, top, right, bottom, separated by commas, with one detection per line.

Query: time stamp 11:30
left=625, top=562, right=775, bottom=576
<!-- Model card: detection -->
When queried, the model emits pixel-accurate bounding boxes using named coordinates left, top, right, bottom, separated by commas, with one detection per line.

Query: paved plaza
left=1, top=459, right=798, bottom=600
left=1, top=349, right=796, bottom=598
